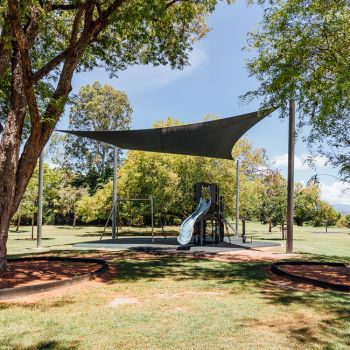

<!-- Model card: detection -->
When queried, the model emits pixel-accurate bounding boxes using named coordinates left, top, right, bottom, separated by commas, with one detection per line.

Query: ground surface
left=0, top=260, right=101, bottom=289
left=0, top=223, right=349, bottom=350
left=281, top=264, right=350, bottom=287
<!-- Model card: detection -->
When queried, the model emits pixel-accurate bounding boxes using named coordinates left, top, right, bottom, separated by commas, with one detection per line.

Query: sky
left=57, top=0, right=350, bottom=207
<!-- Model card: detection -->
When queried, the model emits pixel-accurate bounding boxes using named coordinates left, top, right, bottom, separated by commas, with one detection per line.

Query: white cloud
left=272, top=153, right=328, bottom=170
left=320, top=182, right=350, bottom=205
left=115, top=44, right=209, bottom=93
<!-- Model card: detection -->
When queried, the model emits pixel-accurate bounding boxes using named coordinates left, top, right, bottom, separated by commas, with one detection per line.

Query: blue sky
left=57, top=0, right=350, bottom=206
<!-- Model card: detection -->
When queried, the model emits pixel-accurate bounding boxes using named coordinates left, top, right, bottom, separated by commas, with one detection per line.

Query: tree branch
left=7, top=0, right=40, bottom=125
left=0, top=12, right=11, bottom=78
left=13, top=0, right=129, bottom=209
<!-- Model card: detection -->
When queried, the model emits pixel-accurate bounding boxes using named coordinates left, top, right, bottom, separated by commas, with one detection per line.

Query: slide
left=177, top=198, right=212, bottom=246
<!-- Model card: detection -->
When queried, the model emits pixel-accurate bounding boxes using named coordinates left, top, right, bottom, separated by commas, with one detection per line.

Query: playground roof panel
left=60, top=111, right=268, bottom=160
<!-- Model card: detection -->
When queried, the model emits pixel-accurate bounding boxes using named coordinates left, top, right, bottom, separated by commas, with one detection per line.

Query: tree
left=244, top=0, right=350, bottom=181
left=57, top=182, right=88, bottom=228
left=239, top=180, right=263, bottom=221
left=294, top=183, right=320, bottom=226
left=12, top=162, right=66, bottom=234
left=258, top=171, right=287, bottom=233
left=0, top=0, right=228, bottom=270
left=77, top=181, right=113, bottom=224
left=313, top=201, right=339, bottom=232
left=53, top=82, right=132, bottom=192
left=345, top=215, right=350, bottom=228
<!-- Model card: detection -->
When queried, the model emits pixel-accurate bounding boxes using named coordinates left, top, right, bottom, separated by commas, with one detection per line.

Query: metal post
left=286, top=99, right=295, bottom=253
left=150, top=196, right=154, bottom=243
left=37, top=150, right=44, bottom=248
left=242, top=218, right=246, bottom=243
left=112, top=147, right=118, bottom=240
left=235, top=159, right=240, bottom=237
left=116, top=197, right=119, bottom=238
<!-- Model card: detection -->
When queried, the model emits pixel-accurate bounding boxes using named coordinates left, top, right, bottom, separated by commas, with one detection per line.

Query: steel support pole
left=150, top=196, right=154, bottom=243
left=235, top=159, right=240, bottom=237
left=37, top=150, right=44, bottom=248
left=112, top=147, right=118, bottom=240
left=286, top=99, right=295, bottom=254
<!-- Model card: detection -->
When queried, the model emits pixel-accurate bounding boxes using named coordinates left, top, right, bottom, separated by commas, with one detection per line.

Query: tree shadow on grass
left=102, top=252, right=269, bottom=292
left=2, top=340, right=79, bottom=350
left=261, top=284, right=350, bottom=348
left=14, top=237, right=54, bottom=241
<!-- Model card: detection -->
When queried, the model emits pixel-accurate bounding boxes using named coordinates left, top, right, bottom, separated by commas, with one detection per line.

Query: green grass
left=245, top=222, right=350, bottom=258
left=1, top=224, right=349, bottom=350
left=6, top=222, right=350, bottom=258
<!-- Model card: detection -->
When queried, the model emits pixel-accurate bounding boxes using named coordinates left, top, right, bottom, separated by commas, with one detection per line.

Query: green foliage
left=0, top=0, right=226, bottom=122
left=336, top=216, right=348, bottom=228
left=294, top=183, right=320, bottom=226
left=244, top=0, right=350, bottom=181
left=14, top=163, right=66, bottom=225
left=258, top=171, right=287, bottom=228
left=313, top=201, right=339, bottom=230
left=77, top=182, right=113, bottom=223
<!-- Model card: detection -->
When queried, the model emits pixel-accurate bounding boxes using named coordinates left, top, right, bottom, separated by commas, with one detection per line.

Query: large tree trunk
left=0, top=0, right=123, bottom=272
left=0, top=48, right=26, bottom=271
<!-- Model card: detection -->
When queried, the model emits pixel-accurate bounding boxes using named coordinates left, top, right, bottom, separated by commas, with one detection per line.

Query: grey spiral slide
left=177, top=198, right=212, bottom=246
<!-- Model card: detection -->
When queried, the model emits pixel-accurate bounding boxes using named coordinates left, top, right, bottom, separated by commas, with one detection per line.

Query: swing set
left=100, top=196, right=165, bottom=242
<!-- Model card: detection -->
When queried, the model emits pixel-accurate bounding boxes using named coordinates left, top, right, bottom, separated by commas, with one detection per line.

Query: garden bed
left=271, top=261, right=350, bottom=292
left=0, top=257, right=108, bottom=299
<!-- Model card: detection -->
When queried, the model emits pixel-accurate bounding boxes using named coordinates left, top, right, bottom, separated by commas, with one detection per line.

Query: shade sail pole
left=37, top=149, right=44, bottom=248
left=235, top=158, right=240, bottom=238
left=112, top=147, right=118, bottom=240
left=286, top=99, right=295, bottom=254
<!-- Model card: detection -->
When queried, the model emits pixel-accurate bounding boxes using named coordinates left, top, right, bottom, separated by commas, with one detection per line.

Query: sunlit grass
left=7, top=222, right=350, bottom=258
left=2, top=224, right=349, bottom=349
left=1, top=253, right=349, bottom=350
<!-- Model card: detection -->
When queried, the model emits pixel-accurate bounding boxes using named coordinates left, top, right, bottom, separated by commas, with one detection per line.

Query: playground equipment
left=177, top=198, right=211, bottom=245
left=177, top=183, right=226, bottom=247
left=101, top=197, right=157, bottom=242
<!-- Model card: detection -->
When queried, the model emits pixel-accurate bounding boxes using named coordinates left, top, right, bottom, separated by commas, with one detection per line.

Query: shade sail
left=59, top=111, right=267, bottom=160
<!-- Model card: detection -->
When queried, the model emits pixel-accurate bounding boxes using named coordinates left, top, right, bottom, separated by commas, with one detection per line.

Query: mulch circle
left=271, top=261, right=350, bottom=292
left=0, top=257, right=108, bottom=300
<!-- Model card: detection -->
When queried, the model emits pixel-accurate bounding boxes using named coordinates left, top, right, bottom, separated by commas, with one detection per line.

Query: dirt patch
left=0, top=260, right=102, bottom=289
left=281, top=264, right=350, bottom=286
left=265, top=267, right=324, bottom=291
left=213, top=249, right=296, bottom=263
left=109, top=296, right=138, bottom=307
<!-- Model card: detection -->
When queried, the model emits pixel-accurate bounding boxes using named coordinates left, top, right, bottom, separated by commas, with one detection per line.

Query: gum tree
left=52, top=82, right=132, bottom=192
left=0, top=0, right=231, bottom=271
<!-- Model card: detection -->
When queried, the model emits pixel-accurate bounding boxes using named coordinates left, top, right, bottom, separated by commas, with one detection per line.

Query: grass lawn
left=0, top=224, right=349, bottom=350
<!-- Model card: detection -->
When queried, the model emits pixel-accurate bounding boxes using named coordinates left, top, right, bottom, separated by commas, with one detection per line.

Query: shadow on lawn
left=261, top=277, right=350, bottom=348
left=1, top=340, right=79, bottom=350
left=103, top=252, right=268, bottom=291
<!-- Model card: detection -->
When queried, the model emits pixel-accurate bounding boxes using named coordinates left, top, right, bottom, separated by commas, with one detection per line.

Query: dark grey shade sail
left=59, top=111, right=268, bottom=160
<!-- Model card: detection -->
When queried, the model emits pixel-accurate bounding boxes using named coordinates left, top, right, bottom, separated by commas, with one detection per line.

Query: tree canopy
left=51, top=82, right=132, bottom=192
left=245, top=0, right=350, bottom=181
left=0, top=0, right=229, bottom=270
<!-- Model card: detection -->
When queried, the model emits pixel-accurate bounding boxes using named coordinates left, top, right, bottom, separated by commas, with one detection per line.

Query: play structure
left=177, top=183, right=226, bottom=247
left=59, top=109, right=301, bottom=253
